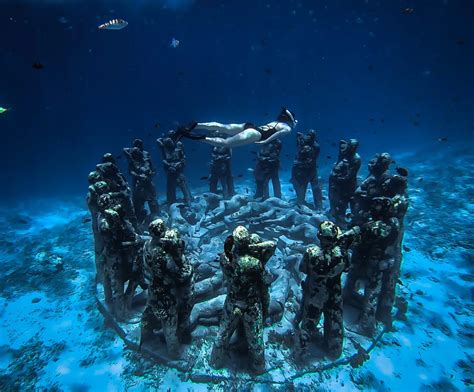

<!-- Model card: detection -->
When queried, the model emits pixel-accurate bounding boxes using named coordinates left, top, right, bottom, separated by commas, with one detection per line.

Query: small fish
left=412, top=120, right=420, bottom=127
left=264, top=68, right=272, bottom=75
left=345, top=212, right=353, bottom=219
left=368, top=64, right=374, bottom=71
left=115, top=155, right=122, bottom=160
left=456, top=39, right=465, bottom=46
left=264, top=112, right=269, bottom=116
left=250, top=151, right=257, bottom=155
left=245, top=188, right=249, bottom=194
left=437, top=137, right=448, bottom=142
left=83, top=217, right=92, bottom=223
left=98, top=19, right=128, bottom=30
left=237, top=174, right=243, bottom=178
left=417, top=177, right=423, bottom=182
left=403, top=245, right=411, bottom=252
left=369, top=118, right=375, bottom=122
left=415, top=113, right=421, bottom=117
left=58, top=16, right=68, bottom=24
left=154, top=123, right=161, bottom=129
left=247, top=168, right=254, bottom=172
left=372, top=130, right=377, bottom=135
left=285, top=154, right=290, bottom=157
left=170, top=38, right=180, bottom=48
left=176, top=204, right=187, bottom=209
left=396, top=167, right=409, bottom=177
left=326, top=155, right=332, bottom=159
left=0, top=107, right=9, bottom=114
left=32, top=62, right=44, bottom=70
left=199, top=176, right=209, bottom=180
left=403, top=8, right=414, bottom=14
left=380, top=118, right=385, bottom=123
left=289, top=188, right=295, bottom=192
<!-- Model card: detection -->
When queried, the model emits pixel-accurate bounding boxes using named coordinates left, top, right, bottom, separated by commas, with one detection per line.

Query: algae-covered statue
left=344, top=197, right=399, bottom=336
left=329, top=139, right=361, bottom=226
left=295, top=221, right=360, bottom=360
left=208, top=144, right=235, bottom=198
left=254, top=139, right=282, bottom=200
left=123, top=139, right=160, bottom=225
left=210, top=226, right=276, bottom=374
left=140, top=219, right=194, bottom=359
left=98, top=203, right=145, bottom=320
left=157, top=132, right=192, bottom=205
left=96, top=153, right=138, bottom=229
left=291, top=130, right=323, bottom=210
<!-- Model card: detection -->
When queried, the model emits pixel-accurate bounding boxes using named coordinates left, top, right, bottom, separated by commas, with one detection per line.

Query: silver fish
left=98, top=19, right=128, bottom=30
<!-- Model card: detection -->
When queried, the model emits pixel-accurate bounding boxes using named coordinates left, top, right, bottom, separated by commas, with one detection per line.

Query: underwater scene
left=1, top=0, right=473, bottom=391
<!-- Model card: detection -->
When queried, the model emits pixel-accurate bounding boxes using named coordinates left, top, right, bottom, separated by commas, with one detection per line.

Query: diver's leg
left=196, top=122, right=246, bottom=135
left=204, top=129, right=261, bottom=148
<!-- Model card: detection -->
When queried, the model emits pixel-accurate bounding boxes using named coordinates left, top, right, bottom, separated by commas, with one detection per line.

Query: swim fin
left=177, top=121, right=206, bottom=140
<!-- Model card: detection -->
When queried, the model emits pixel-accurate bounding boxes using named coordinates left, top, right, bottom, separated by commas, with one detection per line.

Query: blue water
left=1, top=0, right=473, bottom=202
left=1, top=1, right=474, bottom=391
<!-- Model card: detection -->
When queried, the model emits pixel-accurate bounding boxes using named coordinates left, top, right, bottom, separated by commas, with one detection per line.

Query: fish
left=176, top=204, right=187, bottom=209
left=403, top=8, right=414, bottom=14
left=83, top=218, right=92, bottom=223
left=417, top=177, right=424, bottom=182
left=264, top=68, right=272, bottom=75
left=403, top=245, right=412, bottom=252
left=247, top=168, right=254, bottom=172
left=368, top=64, right=374, bottom=71
left=237, top=174, right=243, bottom=178
left=250, top=151, right=257, bottom=155
left=326, top=155, right=332, bottom=159
left=438, top=137, right=448, bottom=142
left=58, top=16, right=68, bottom=24
left=115, top=155, right=122, bottom=160
left=154, top=123, right=161, bottom=129
left=32, top=62, right=44, bottom=70
left=369, top=118, right=375, bottom=122
left=456, top=39, right=465, bottom=46
left=396, top=167, right=409, bottom=177
left=412, top=120, right=420, bottom=127
left=345, top=212, right=353, bottom=219
left=0, top=107, right=9, bottom=114
left=199, top=176, right=209, bottom=180
left=170, top=38, right=180, bottom=48
left=98, top=19, right=128, bottom=30
left=245, top=188, right=249, bottom=194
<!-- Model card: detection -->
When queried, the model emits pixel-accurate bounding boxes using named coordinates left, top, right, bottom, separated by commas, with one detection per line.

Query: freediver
left=177, top=107, right=297, bottom=148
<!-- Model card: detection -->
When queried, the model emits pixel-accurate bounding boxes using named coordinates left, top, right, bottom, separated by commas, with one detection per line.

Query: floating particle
left=437, top=137, right=448, bottom=142
left=170, top=37, right=180, bottom=48
left=403, top=8, right=414, bottom=14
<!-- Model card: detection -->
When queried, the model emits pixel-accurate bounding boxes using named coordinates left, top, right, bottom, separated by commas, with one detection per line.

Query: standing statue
left=254, top=139, right=282, bottom=199
left=98, top=204, right=145, bottom=320
left=291, top=130, right=323, bottom=210
left=208, top=144, right=235, bottom=198
left=157, top=131, right=192, bottom=205
left=124, top=139, right=160, bottom=225
left=352, top=152, right=392, bottom=224
left=210, top=226, right=276, bottom=374
left=140, top=219, right=194, bottom=359
left=96, top=153, right=138, bottom=229
left=344, top=197, right=400, bottom=336
left=295, top=221, right=360, bottom=359
left=329, top=139, right=361, bottom=225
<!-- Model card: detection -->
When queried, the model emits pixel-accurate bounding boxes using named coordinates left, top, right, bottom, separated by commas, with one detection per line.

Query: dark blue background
left=1, top=0, right=473, bottom=202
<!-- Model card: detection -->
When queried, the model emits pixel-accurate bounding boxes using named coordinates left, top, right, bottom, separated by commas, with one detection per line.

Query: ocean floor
left=0, top=144, right=473, bottom=391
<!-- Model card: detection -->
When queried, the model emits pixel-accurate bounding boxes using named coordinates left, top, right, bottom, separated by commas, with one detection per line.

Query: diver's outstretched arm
left=203, top=129, right=261, bottom=148
left=196, top=122, right=246, bottom=136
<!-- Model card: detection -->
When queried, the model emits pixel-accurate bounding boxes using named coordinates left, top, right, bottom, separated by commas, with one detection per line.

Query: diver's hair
left=277, top=107, right=296, bottom=125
